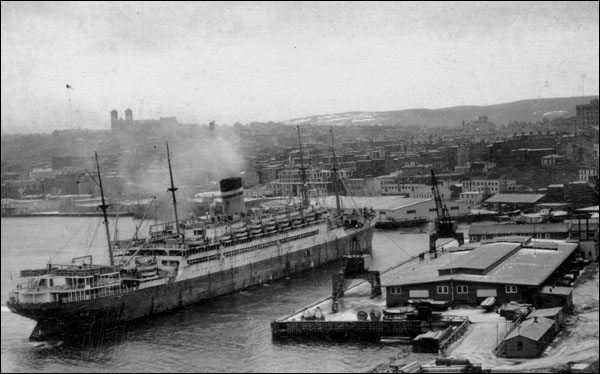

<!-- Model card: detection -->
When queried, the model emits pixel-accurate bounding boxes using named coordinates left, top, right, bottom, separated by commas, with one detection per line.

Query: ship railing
left=59, top=285, right=137, bottom=304
left=9, top=283, right=133, bottom=304
left=20, top=265, right=119, bottom=278
left=13, top=279, right=122, bottom=293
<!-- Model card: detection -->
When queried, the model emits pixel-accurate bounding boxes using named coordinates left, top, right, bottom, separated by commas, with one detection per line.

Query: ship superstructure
left=7, top=135, right=374, bottom=341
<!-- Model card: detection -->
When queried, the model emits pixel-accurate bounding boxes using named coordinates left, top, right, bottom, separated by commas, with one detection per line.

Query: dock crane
left=331, top=236, right=381, bottom=312
left=429, top=170, right=464, bottom=254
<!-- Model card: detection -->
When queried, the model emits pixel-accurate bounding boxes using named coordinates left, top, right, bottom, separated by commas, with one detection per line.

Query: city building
left=110, top=109, right=190, bottom=132
left=322, top=196, right=472, bottom=222
left=267, top=168, right=353, bottom=197
left=579, top=167, right=598, bottom=183
left=344, top=178, right=382, bottom=196
left=459, top=191, right=485, bottom=205
left=541, top=154, right=565, bottom=167
left=575, top=98, right=599, bottom=127
left=461, top=179, right=517, bottom=195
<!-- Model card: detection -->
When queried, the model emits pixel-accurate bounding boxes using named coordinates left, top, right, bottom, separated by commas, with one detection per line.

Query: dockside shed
left=497, top=317, right=556, bottom=358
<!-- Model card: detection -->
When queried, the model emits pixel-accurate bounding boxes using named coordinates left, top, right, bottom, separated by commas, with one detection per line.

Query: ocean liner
left=7, top=135, right=375, bottom=341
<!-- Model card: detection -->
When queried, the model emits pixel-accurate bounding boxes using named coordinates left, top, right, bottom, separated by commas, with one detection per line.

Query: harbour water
left=1, top=216, right=439, bottom=373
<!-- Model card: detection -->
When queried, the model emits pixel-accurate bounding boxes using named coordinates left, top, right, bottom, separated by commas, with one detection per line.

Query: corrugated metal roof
left=485, top=194, right=546, bottom=204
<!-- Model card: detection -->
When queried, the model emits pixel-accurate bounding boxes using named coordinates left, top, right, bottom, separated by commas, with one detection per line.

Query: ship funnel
left=220, top=177, right=245, bottom=216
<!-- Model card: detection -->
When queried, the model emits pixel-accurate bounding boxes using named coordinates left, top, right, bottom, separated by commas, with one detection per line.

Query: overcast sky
left=1, top=1, right=599, bottom=133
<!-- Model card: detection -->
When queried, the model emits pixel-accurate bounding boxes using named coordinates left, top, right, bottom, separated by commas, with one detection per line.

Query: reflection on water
left=1, top=217, right=441, bottom=372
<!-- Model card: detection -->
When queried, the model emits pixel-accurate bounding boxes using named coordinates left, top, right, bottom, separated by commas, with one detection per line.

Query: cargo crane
left=429, top=170, right=464, bottom=254
left=331, top=237, right=381, bottom=312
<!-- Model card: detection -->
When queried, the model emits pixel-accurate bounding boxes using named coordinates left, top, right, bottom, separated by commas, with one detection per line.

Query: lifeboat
left=289, top=211, right=303, bottom=226
left=135, top=257, right=158, bottom=278
left=262, top=218, right=276, bottom=233
left=231, top=223, right=248, bottom=239
left=303, top=209, right=316, bottom=222
left=247, top=220, right=263, bottom=236
left=231, top=223, right=247, bottom=231
left=276, top=214, right=290, bottom=229
left=218, top=234, right=232, bottom=244
left=234, top=231, right=248, bottom=239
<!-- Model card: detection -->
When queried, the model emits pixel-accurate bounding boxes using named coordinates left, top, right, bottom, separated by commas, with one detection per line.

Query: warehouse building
left=485, top=193, right=546, bottom=211
left=382, top=237, right=579, bottom=307
left=322, top=196, right=472, bottom=223
left=468, top=223, right=571, bottom=242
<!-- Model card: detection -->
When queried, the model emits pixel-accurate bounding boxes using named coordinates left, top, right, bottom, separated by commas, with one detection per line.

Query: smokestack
left=220, top=177, right=245, bottom=216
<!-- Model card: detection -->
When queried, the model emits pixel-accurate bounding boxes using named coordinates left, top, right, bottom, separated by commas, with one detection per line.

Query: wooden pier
left=270, top=280, right=468, bottom=341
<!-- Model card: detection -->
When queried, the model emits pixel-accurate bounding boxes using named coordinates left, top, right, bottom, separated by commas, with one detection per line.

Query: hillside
left=284, top=96, right=598, bottom=128
left=488, top=164, right=581, bottom=189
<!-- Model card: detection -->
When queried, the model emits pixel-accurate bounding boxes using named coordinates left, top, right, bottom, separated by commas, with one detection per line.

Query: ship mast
left=330, top=127, right=341, bottom=216
left=95, top=152, right=114, bottom=266
left=295, top=126, right=309, bottom=207
left=166, top=142, right=181, bottom=238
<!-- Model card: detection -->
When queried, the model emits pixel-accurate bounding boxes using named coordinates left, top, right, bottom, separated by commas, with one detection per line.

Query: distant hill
left=283, top=96, right=598, bottom=128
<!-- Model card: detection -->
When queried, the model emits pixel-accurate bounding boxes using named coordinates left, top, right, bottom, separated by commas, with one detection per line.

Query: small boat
left=480, top=296, right=496, bottom=312
left=382, top=306, right=415, bottom=320
left=135, top=257, right=158, bottom=278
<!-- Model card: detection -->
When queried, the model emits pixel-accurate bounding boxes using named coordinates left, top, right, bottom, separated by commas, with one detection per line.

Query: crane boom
left=431, top=169, right=451, bottom=223
left=429, top=170, right=463, bottom=253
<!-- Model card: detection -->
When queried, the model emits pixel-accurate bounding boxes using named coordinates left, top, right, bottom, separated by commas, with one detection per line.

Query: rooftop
left=538, top=286, right=573, bottom=296
left=485, top=194, right=546, bottom=204
left=503, top=316, right=554, bottom=342
left=382, top=238, right=579, bottom=287
left=437, top=242, right=521, bottom=275
left=577, top=205, right=599, bottom=212
left=322, top=196, right=430, bottom=211
left=469, top=223, right=570, bottom=236
left=527, top=307, right=564, bottom=319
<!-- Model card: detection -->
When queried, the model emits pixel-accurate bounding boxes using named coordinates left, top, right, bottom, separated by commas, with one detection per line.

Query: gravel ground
left=370, top=263, right=600, bottom=373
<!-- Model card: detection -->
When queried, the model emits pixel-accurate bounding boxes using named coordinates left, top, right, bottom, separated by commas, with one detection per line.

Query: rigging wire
left=50, top=218, right=94, bottom=262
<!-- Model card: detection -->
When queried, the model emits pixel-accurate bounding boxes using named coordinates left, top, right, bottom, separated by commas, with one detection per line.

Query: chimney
left=533, top=317, right=538, bottom=323
left=220, top=177, right=245, bottom=216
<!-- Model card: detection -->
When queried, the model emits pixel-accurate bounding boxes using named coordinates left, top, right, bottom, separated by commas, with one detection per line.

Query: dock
left=271, top=280, right=468, bottom=343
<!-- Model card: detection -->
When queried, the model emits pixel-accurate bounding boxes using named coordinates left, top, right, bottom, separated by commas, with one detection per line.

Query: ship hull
left=8, top=225, right=373, bottom=341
